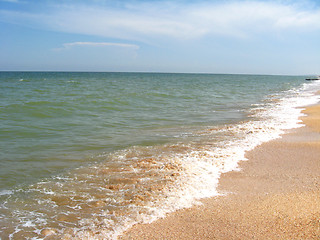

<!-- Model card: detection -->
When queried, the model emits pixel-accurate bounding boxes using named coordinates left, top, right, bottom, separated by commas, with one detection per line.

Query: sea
left=0, top=72, right=319, bottom=239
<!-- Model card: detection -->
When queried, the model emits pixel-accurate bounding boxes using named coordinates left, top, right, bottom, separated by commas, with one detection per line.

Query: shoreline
left=120, top=104, right=320, bottom=239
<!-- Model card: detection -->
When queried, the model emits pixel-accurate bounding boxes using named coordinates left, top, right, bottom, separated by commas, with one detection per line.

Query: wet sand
left=120, top=104, right=320, bottom=239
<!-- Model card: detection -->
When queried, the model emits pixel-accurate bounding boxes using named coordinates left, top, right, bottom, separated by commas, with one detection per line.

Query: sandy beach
left=120, top=104, right=320, bottom=239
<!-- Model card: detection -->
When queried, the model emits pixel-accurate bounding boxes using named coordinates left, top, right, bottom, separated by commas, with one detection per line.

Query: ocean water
left=0, top=72, right=319, bottom=239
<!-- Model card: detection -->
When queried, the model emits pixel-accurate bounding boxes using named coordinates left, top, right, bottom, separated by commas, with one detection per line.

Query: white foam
left=0, top=190, right=13, bottom=196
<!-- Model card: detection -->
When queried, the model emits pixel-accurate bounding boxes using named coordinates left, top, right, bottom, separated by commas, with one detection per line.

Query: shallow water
left=0, top=72, right=319, bottom=239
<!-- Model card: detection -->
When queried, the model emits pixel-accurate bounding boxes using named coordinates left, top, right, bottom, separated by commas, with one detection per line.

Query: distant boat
left=305, top=76, right=320, bottom=81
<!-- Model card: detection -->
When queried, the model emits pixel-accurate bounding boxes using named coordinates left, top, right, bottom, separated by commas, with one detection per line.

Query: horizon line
left=0, top=70, right=316, bottom=77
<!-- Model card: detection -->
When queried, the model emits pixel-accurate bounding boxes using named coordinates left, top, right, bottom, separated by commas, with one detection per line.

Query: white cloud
left=55, top=41, right=139, bottom=51
left=1, top=0, right=21, bottom=2
left=1, top=1, right=320, bottom=41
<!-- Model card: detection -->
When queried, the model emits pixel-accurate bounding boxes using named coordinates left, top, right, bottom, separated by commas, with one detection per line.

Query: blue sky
left=1, top=0, right=320, bottom=74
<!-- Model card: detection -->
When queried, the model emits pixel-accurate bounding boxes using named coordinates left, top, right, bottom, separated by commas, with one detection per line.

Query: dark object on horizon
left=305, top=77, right=319, bottom=81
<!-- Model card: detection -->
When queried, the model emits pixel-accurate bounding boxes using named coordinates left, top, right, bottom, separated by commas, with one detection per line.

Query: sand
left=120, top=104, right=320, bottom=239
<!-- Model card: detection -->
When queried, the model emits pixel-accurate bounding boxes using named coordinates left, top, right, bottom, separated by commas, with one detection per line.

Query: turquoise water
left=0, top=72, right=319, bottom=239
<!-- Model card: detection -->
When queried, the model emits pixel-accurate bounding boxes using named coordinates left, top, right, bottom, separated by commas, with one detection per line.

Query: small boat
left=305, top=76, right=320, bottom=81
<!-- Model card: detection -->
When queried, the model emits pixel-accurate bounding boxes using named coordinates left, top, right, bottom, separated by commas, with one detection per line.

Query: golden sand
left=120, top=104, right=320, bottom=239
left=302, top=104, right=320, bottom=132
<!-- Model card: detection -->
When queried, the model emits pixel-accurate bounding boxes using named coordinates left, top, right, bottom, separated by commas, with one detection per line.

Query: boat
left=305, top=76, right=320, bottom=81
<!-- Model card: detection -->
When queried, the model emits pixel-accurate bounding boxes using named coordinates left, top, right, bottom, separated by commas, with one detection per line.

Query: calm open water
left=0, top=72, right=319, bottom=239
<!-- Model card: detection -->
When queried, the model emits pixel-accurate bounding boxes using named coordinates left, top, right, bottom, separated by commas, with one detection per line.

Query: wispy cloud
left=1, top=1, right=320, bottom=41
left=0, top=0, right=21, bottom=2
left=55, top=41, right=140, bottom=51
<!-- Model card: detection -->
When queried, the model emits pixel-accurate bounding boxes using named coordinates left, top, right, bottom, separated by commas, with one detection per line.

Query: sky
left=0, top=0, right=320, bottom=74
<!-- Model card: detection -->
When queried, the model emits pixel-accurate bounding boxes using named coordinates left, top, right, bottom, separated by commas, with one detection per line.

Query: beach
left=1, top=73, right=319, bottom=239
left=120, top=104, right=320, bottom=239
left=1, top=0, right=320, bottom=237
